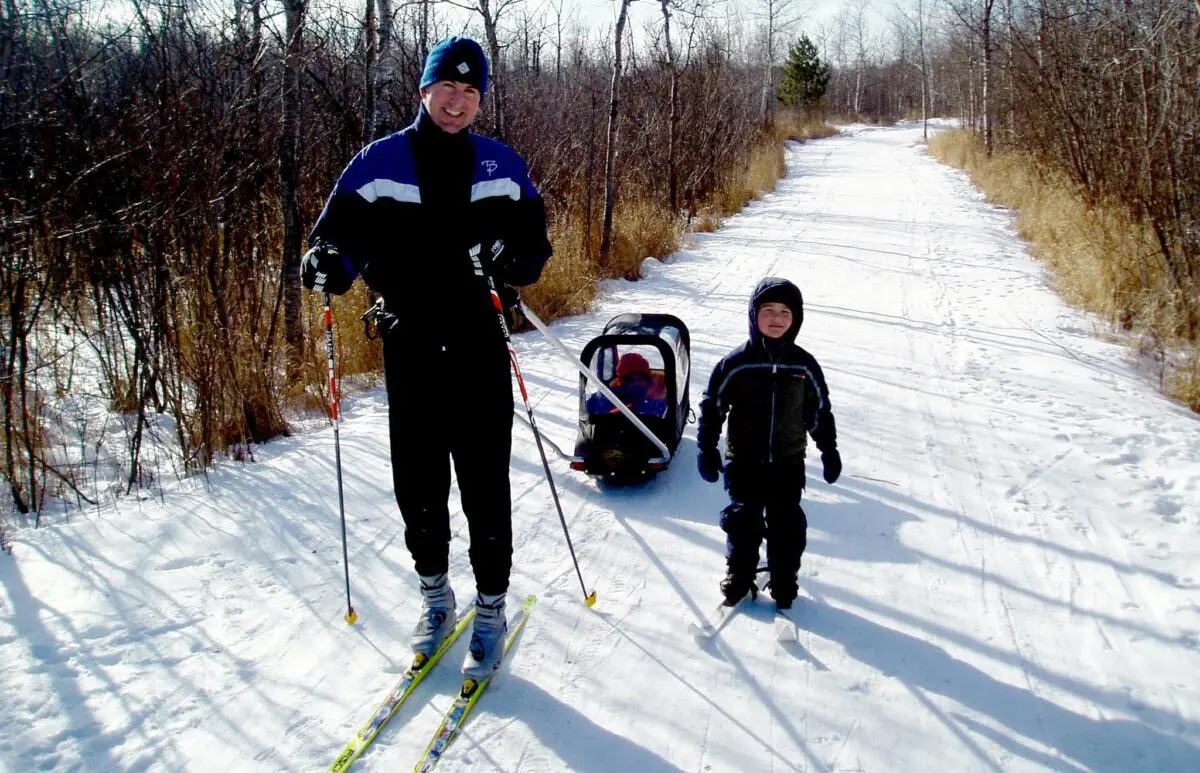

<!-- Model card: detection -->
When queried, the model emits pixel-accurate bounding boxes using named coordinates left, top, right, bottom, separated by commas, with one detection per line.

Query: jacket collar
left=412, top=105, right=473, bottom=151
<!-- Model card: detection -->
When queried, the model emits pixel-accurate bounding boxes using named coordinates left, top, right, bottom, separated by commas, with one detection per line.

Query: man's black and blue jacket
left=308, top=107, right=552, bottom=351
left=697, top=277, right=838, bottom=472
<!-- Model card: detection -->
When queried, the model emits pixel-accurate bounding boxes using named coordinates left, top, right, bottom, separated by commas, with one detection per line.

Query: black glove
left=301, top=242, right=354, bottom=296
left=698, top=447, right=723, bottom=483
left=361, top=297, right=400, bottom=340
left=487, top=238, right=510, bottom=278
left=498, top=284, right=522, bottom=331
left=821, top=448, right=842, bottom=484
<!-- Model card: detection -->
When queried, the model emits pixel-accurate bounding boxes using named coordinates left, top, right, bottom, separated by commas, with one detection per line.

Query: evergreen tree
left=776, top=35, right=831, bottom=108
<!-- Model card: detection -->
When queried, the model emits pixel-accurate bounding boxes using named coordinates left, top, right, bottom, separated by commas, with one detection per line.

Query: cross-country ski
left=329, top=608, right=476, bottom=772
left=412, top=595, right=536, bottom=772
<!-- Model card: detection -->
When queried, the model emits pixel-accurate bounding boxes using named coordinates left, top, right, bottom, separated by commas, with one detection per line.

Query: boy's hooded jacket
left=697, top=277, right=837, bottom=467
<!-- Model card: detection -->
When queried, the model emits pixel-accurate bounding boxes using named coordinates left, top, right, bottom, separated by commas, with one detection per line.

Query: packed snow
left=3, top=122, right=1199, bottom=772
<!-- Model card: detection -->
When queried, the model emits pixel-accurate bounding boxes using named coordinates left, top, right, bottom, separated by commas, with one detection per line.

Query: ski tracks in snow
left=499, top=123, right=1200, bottom=772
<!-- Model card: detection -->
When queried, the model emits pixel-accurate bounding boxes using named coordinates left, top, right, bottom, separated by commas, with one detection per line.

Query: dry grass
left=1165, top=357, right=1200, bottom=412
left=521, top=217, right=600, bottom=323
left=691, top=209, right=723, bottom=233
left=741, top=142, right=787, bottom=201
left=295, top=284, right=385, bottom=416
left=321, top=283, right=385, bottom=381
left=929, top=128, right=1200, bottom=411
left=608, top=200, right=687, bottom=279
left=776, top=111, right=839, bottom=144
left=695, top=113, right=834, bottom=230
left=521, top=201, right=684, bottom=324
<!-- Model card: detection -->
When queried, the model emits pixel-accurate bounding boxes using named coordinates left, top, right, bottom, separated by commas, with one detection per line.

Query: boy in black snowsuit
left=696, top=277, right=841, bottom=610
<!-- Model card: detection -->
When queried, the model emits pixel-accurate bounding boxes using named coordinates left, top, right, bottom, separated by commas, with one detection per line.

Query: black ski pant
left=720, top=459, right=807, bottom=604
left=383, top=337, right=514, bottom=597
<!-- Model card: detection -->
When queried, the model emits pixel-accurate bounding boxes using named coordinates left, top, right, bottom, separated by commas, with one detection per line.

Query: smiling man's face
left=420, top=80, right=481, bottom=133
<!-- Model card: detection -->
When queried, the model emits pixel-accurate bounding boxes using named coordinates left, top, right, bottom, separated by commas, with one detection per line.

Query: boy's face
left=421, top=80, right=481, bottom=133
left=756, top=301, right=794, bottom=339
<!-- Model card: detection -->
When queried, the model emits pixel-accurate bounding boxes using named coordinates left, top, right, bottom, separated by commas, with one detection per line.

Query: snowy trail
left=3, top=122, right=1200, bottom=772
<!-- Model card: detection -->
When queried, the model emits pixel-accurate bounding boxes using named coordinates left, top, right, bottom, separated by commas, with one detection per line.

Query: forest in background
left=1, top=0, right=1195, bottom=531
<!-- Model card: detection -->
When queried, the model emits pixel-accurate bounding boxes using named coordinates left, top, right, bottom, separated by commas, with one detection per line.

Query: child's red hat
left=616, top=352, right=651, bottom=380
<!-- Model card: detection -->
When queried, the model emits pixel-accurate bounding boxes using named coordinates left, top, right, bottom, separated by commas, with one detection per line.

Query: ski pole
left=323, top=292, right=358, bottom=625
left=518, top=302, right=671, bottom=460
left=850, top=473, right=899, bottom=487
left=485, top=276, right=596, bottom=608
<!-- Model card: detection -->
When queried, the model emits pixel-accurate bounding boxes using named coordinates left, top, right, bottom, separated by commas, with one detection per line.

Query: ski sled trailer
left=571, top=313, right=692, bottom=481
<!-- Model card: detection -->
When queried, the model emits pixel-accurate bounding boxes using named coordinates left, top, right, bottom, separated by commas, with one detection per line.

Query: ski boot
left=767, top=566, right=798, bottom=612
left=719, top=567, right=758, bottom=606
left=411, top=572, right=457, bottom=666
left=766, top=571, right=800, bottom=641
left=462, top=592, right=508, bottom=683
left=763, top=566, right=801, bottom=609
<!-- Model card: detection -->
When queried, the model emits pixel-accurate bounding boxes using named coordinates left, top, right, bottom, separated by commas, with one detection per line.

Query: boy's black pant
left=384, top=337, right=514, bottom=596
left=720, top=459, right=807, bottom=604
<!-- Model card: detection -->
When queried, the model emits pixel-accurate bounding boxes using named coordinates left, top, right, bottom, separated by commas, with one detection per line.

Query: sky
left=84, top=0, right=888, bottom=59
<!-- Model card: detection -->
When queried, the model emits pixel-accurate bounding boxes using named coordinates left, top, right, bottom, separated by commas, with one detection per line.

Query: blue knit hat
left=420, top=37, right=489, bottom=95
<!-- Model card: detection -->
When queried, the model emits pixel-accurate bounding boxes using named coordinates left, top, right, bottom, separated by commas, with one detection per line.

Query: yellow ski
left=329, top=607, right=476, bottom=772
left=412, top=594, right=537, bottom=772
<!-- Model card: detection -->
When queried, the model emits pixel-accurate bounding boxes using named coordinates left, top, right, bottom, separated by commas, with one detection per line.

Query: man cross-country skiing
left=301, top=37, right=552, bottom=681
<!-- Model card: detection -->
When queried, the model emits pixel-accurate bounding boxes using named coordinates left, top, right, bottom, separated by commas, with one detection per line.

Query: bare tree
left=364, top=0, right=378, bottom=142
left=281, top=0, right=306, bottom=371
left=548, top=0, right=571, bottom=83
left=757, top=0, right=802, bottom=125
left=849, top=0, right=872, bottom=115
left=980, top=0, right=994, bottom=153
left=377, top=0, right=395, bottom=130
left=661, top=0, right=680, bottom=211
left=893, top=0, right=930, bottom=138
left=915, top=0, right=930, bottom=138
left=947, top=0, right=996, bottom=153
left=600, top=0, right=636, bottom=264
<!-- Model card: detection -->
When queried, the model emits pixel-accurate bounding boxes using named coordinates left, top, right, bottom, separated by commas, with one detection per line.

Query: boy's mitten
left=821, top=448, right=842, bottom=484
left=698, top=448, right=723, bottom=483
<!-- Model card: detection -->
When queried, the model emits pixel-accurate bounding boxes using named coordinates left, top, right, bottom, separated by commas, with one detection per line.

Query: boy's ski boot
left=462, top=592, right=508, bottom=682
left=719, top=567, right=758, bottom=606
left=765, top=570, right=799, bottom=641
left=766, top=571, right=797, bottom=612
left=411, top=572, right=457, bottom=665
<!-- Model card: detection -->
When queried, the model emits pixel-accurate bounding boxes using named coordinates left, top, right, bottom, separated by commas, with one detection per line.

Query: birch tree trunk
left=600, top=0, right=635, bottom=264
left=661, top=0, right=679, bottom=212
left=280, top=0, right=306, bottom=370
left=982, top=0, right=994, bottom=155
left=363, top=0, right=377, bottom=143
left=478, top=0, right=506, bottom=140
left=376, top=0, right=393, bottom=133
